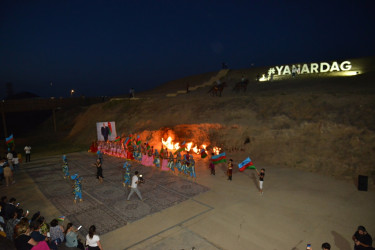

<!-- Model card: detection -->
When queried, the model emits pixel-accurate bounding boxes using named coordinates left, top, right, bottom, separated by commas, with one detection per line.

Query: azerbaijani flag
left=124, top=137, right=129, bottom=146
left=146, top=143, right=150, bottom=150
left=114, top=136, right=120, bottom=142
left=57, top=216, right=65, bottom=222
left=200, top=148, right=207, bottom=158
left=211, top=152, right=227, bottom=164
left=108, top=122, right=112, bottom=135
left=136, top=135, right=141, bottom=145
left=127, top=134, right=132, bottom=145
left=238, top=157, right=256, bottom=171
left=174, top=141, right=186, bottom=155
left=6, top=134, right=14, bottom=145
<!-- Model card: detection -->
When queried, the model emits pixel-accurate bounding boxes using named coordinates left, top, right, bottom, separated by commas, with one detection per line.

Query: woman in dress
left=85, top=225, right=103, bottom=250
left=94, top=159, right=104, bottom=183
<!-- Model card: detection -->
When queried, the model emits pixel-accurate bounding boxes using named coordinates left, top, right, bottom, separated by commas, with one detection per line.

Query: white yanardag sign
left=267, top=61, right=352, bottom=76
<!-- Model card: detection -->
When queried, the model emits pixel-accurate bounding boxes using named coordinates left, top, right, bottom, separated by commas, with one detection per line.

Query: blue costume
left=62, top=163, right=69, bottom=179
left=189, top=156, right=196, bottom=178
left=167, top=152, right=175, bottom=171
left=123, top=162, right=131, bottom=187
left=71, top=174, right=83, bottom=202
left=97, top=150, right=103, bottom=163
left=175, top=151, right=182, bottom=173
left=153, top=149, right=160, bottom=168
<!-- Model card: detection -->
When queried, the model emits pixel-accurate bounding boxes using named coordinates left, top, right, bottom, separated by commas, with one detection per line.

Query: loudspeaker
left=358, top=175, right=368, bottom=191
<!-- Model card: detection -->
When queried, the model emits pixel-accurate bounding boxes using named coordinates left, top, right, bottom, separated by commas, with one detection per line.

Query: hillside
left=30, top=56, right=375, bottom=185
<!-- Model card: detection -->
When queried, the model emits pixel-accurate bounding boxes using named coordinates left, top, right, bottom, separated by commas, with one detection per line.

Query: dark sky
left=1, top=0, right=374, bottom=98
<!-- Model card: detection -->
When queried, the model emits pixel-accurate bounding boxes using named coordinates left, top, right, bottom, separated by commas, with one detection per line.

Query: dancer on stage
left=153, top=149, right=160, bottom=168
left=62, top=161, right=69, bottom=179
left=167, top=152, right=175, bottom=172
left=123, top=162, right=131, bottom=187
left=93, top=159, right=104, bottom=183
left=71, top=174, right=83, bottom=203
left=175, top=151, right=182, bottom=174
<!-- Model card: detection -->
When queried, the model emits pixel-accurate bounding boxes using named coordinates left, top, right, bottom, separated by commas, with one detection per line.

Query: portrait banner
left=96, top=121, right=117, bottom=142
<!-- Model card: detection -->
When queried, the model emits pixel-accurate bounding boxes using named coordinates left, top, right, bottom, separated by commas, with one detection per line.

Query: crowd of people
left=90, top=140, right=198, bottom=180
left=0, top=196, right=104, bottom=250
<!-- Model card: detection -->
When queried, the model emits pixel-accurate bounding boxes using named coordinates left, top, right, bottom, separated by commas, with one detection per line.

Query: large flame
left=162, top=136, right=210, bottom=155
left=213, top=146, right=221, bottom=155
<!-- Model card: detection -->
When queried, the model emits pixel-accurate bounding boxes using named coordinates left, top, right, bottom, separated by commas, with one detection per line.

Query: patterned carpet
left=25, top=152, right=209, bottom=236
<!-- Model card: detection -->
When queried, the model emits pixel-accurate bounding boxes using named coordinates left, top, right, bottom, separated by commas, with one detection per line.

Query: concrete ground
left=1, top=152, right=374, bottom=250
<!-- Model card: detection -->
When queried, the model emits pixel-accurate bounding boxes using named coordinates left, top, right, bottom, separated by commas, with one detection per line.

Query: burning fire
left=213, top=146, right=221, bottom=155
left=162, top=136, right=218, bottom=155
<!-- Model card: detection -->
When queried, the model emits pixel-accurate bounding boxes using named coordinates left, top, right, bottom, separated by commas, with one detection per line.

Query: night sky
left=1, top=1, right=374, bottom=98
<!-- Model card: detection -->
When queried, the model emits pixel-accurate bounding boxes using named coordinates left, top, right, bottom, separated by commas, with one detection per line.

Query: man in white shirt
left=24, top=146, right=31, bottom=162
left=126, top=171, right=143, bottom=201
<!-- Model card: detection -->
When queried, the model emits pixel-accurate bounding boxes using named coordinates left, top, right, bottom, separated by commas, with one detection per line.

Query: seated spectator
left=4, top=197, right=17, bottom=220
left=49, top=219, right=64, bottom=246
left=30, top=220, right=46, bottom=241
left=13, top=218, right=37, bottom=250
left=37, top=216, right=49, bottom=236
left=6, top=211, right=20, bottom=241
left=352, top=225, right=373, bottom=250
left=65, top=223, right=84, bottom=249
left=0, top=196, right=7, bottom=217
left=86, top=225, right=103, bottom=250
left=30, top=211, right=41, bottom=223
left=321, top=242, right=331, bottom=250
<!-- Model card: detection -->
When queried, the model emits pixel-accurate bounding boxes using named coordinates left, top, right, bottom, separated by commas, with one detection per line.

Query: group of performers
left=61, top=155, right=83, bottom=203
left=90, top=139, right=198, bottom=180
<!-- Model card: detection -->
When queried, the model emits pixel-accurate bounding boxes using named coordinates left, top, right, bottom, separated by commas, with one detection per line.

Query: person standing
left=352, top=225, right=372, bottom=250
left=227, top=159, right=233, bottom=181
left=127, top=171, right=143, bottom=201
left=24, top=146, right=31, bottom=162
left=256, top=168, right=265, bottom=195
left=94, top=159, right=103, bottom=184
left=209, top=153, right=215, bottom=175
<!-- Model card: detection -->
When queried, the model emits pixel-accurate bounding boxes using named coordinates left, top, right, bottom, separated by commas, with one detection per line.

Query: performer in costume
left=183, top=152, right=191, bottom=176
left=62, top=162, right=69, bottom=179
left=190, top=155, right=196, bottom=180
left=123, top=162, right=131, bottom=187
left=146, top=145, right=154, bottom=166
left=136, top=144, right=142, bottom=161
left=97, top=150, right=103, bottom=163
left=161, top=147, right=169, bottom=171
left=167, top=152, right=175, bottom=172
left=175, top=151, right=182, bottom=174
left=141, top=143, right=148, bottom=165
left=227, top=159, right=233, bottom=181
left=132, top=142, right=137, bottom=159
left=62, top=155, right=69, bottom=179
left=71, top=174, right=83, bottom=203
left=153, top=149, right=160, bottom=167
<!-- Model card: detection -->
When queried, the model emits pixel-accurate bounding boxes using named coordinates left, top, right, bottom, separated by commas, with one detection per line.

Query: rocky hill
left=28, top=56, right=375, bottom=185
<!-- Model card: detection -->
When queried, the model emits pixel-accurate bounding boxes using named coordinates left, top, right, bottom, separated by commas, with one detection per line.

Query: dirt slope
left=34, top=56, right=375, bottom=185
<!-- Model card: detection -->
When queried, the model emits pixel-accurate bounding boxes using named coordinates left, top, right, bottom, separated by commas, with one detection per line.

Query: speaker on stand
left=358, top=175, right=368, bottom=191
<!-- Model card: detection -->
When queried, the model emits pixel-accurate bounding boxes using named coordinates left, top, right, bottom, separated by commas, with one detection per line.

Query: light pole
left=70, top=89, right=75, bottom=97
